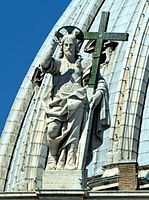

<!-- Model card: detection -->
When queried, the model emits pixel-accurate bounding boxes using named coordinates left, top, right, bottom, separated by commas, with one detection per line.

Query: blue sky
left=0, top=0, right=71, bottom=133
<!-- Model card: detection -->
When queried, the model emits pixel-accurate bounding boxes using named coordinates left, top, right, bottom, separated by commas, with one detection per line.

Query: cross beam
left=83, top=11, right=128, bottom=89
left=83, top=32, right=128, bottom=41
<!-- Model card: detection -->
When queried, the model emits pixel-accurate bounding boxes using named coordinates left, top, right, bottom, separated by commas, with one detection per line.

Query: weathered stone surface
left=0, top=0, right=149, bottom=192
left=118, top=161, right=138, bottom=190
left=42, top=170, right=87, bottom=190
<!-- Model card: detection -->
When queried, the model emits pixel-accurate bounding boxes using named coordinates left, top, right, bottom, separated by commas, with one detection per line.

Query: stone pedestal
left=42, top=170, right=87, bottom=190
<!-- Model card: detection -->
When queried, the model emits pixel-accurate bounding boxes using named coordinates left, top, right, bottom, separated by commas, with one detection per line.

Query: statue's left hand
left=90, top=90, right=102, bottom=109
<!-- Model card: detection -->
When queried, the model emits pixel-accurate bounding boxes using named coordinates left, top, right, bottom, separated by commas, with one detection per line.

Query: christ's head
left=59, top=34, right=80, bottom=61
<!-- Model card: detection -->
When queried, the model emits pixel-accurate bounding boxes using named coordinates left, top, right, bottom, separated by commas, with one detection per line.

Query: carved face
left=62, top=36, right=76, bottom=59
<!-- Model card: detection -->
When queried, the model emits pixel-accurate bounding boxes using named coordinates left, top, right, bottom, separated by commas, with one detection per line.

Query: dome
left=0, top=0, right=148, bottom=191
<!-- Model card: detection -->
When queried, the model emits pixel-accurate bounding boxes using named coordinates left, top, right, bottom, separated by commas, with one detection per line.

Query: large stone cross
left=83, top=11, right=128, bottom=89
left=78, top=12, right=129, bottom=170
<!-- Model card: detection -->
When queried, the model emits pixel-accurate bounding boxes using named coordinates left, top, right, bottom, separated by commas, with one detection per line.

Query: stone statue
left=39, top=26, right=110, bottom=170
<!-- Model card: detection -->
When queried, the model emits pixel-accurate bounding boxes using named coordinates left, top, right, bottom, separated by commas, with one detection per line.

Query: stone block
left=34, top=120, right=45, bottom=134
left=42, top=170, right=87, bottom=190
left=11, top=98, right=28, bottom=112
left=0, top=179, right=5, bottom=191
left=118, top=161, right=138, bottom=190
left=7, top=110, right=24, bottom=124
left=3, top=121, right=20, bottom=134
left=0, top=166, right=8, bottom=178
left=0, top=155, right=10, bottom=167
left=14, top=180, right=28, bottom=191
left=0, top=144, right=14, bottom=156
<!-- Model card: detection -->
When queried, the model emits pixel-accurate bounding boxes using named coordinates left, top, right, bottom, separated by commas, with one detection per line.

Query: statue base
left=42, top=170, right=87, bottom=190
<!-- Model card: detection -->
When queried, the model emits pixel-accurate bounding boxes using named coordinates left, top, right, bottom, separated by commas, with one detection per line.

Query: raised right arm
left=40, top=35, right=59, bottom=70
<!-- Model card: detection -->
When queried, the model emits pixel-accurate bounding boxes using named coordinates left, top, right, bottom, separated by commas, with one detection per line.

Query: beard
left=64, top=50, right=74, bottom=58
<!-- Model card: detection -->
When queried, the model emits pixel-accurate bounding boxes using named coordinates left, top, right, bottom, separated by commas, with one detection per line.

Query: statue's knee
left=46, top=121, right=61, bottom=138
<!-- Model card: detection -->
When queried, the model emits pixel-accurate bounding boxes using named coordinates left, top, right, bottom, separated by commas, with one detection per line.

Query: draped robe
left=42, top=57, right=110, bottom=168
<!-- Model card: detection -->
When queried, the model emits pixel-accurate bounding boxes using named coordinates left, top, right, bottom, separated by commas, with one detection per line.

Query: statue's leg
left=45, top=118, right=61, bottom=170
left=65, top=105, right=84, bottom=170
left=56, top=122, right=67, bottom=170
left=56, top=148, right=66, bottom=170
left=65, top=142, right=78, bottom=170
